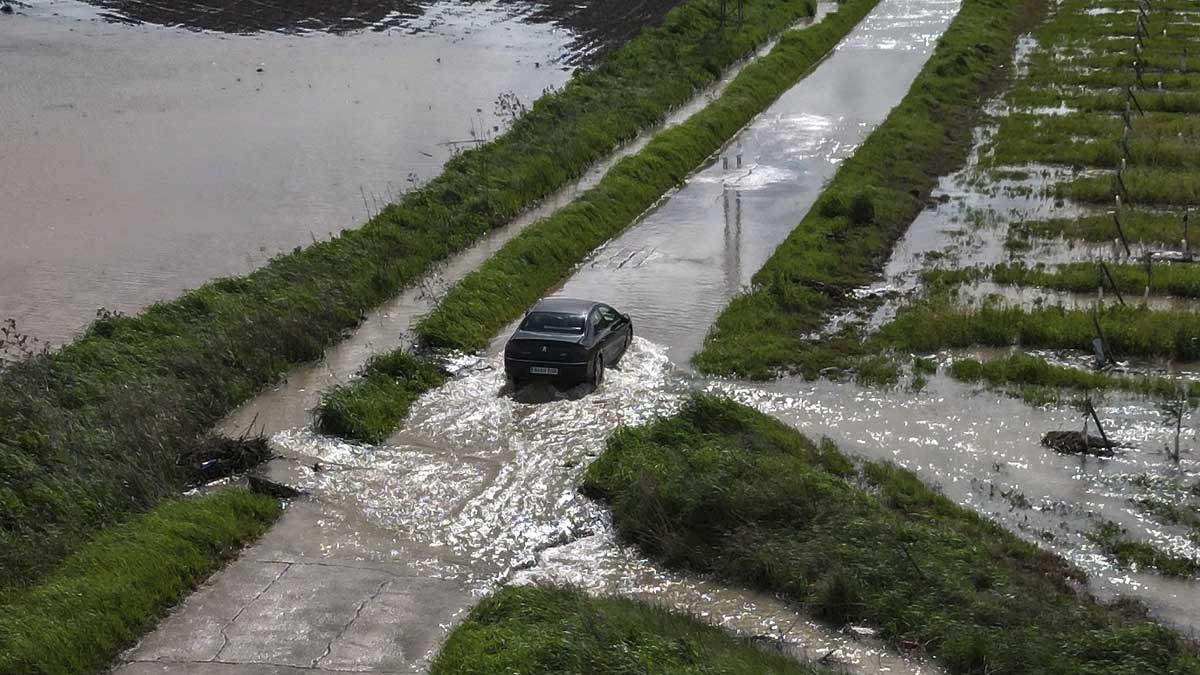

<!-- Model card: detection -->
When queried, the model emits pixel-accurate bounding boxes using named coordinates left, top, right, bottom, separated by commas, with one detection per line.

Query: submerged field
left=719, top=0, right=1200, bottom=578
left=10, top=0, right=1200, bottom=671
left=583, top=395, right=1200, bottom=675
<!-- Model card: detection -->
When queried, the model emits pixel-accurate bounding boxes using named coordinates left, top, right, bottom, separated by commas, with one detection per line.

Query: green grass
left=314, top=351, right=446, bottom=444
left=0, top=0, right=822, bottom=593
left=1065, top=168, right=1200, bottom=207
left=949, top=353, right=1200, bottom=400
left=413, top=0, right=878, bottom=354
left=879, top=299, right=1200, bottom=361
left=931, top=262, right=1200, bottom=298
left=1089, top=520, right=1200, bottom=578
left=582, top=395, right=1200, bottom=675
left=1012, top=209, right=1192, bottom=246
left=430, top=585, right=836, bottom=675
left=695, top=0, right=1046, bottom=378
left=0, top=489, right=280, bottom=675
left=983, top=113, right=1200, bottom=169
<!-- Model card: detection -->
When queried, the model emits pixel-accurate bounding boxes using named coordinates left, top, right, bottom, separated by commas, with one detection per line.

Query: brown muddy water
left=0, top=0, right=573, bottom=344
left=203, top=0, right=962, bottom=671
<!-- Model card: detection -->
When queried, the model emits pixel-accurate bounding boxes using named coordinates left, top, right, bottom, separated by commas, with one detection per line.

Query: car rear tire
left=590, top=354, right=605, bottom=387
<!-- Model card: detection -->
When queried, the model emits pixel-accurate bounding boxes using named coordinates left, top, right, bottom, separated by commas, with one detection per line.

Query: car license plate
left=530, top=366, right=559, bottom=375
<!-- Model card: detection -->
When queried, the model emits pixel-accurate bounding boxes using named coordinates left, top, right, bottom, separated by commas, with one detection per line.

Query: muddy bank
left=0, top=0, right=573, bottom=345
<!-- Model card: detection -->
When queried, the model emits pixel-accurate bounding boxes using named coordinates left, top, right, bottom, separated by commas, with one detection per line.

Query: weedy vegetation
left=314, top=351, right=446, bottom=444
left=582, top=395, right=1200, bottom=675
left=0, top=490, right=279, bottom=674
left=430, top=585, right=838, bottom=675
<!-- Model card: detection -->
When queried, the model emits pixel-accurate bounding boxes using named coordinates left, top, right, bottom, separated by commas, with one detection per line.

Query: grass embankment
left=582, top=395, right=1200, bottom=674
left=313, top=0, right=883, bottom=442
left=950, top=354, right=1200, bottom=401
left=1089, top=520, right=1200, bottom=579
left=430, top=585, right=836, bottom=675
left=314, top=351, right=445, bottom=444
left=0, top=0, right=822, bottom=594
left=0, top=489, right=279, bottom=674
left=694, top=0, right=1045, bottom=379
left=1009, top=209, right=1193, bottom=247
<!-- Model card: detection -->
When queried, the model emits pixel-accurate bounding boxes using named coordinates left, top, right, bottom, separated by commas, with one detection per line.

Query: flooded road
left=116, top=0, right=1200, bottom=672
left=119, top=1, right=960, bottom=673
left=534, top=0, right=958, bottom=361
left=1, top=0, right=573, bottom=344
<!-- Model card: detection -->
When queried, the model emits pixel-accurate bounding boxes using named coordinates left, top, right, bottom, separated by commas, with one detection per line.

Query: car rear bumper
left=504, top=357, right=589, bottom=382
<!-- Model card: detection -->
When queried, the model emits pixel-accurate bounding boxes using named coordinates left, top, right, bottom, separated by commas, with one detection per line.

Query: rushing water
left=122, top=0, right=1199, bottom=672
left=203, top=0, right=962, bottom=671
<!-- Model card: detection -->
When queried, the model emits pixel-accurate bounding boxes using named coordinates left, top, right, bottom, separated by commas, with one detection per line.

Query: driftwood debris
left=1041, top=431, right=1119, bottom=457
left=180, top=433, right=273, bottom=486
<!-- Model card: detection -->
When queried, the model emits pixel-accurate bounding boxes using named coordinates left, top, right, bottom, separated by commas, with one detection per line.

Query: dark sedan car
left=504, top=298, right=633, bottom=387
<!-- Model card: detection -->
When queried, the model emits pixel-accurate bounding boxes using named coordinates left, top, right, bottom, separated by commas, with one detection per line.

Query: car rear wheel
left=590, top=354, right=605, bottom=387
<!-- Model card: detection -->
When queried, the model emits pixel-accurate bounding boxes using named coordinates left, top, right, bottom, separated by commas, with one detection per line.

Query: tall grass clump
left=314, top=351, right=445, bottom=444
left=0, top=0, right=822, bottom=595
left=0, top=489, right=279, bottom=674
left=430, top=585, right=838, bottom=675
left=696, top=0, right=1047, bottom=378
left=582, top=395, right=1200, bottom=675
left=413, top=0, right=882, bottom=354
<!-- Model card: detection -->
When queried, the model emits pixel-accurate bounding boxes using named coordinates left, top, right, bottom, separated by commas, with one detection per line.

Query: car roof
left=529, top=297, right=600, bottom=316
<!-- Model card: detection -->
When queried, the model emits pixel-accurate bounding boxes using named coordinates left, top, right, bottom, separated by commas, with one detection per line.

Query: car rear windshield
left=520, top=311, right=585, bottom=334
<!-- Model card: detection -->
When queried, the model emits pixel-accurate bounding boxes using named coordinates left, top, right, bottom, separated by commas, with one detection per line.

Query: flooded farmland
left=1, top=0, right=575, bottom=344
left=10, top=0, right=1200, bottom=670
left=116, top=0, right=962, bottom=672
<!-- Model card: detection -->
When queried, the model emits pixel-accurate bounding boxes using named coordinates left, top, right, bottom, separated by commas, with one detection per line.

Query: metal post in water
left=1086, top=399, right=1112, bottom=450
left=1099, top=261, right=1126, bottom=305
left=1113, top=200, right=1132, bottom=258
left=1127, top=86, right=1145, bottom=116
left=1184, top=208, right=1191, bottom=258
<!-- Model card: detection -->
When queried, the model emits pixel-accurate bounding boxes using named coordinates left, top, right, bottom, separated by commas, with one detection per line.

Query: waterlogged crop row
left=314, top=0, right=884, bottom=442
left=880, top=0, right=1200, bottom=401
